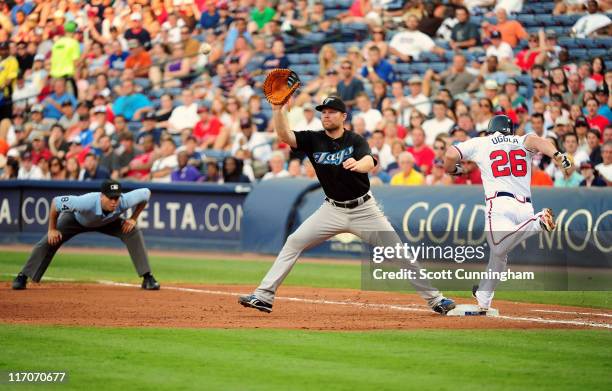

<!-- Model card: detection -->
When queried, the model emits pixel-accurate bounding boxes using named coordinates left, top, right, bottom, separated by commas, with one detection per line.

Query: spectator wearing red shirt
left=193, top=104, right=223, bottom=149
left=586, top=98, right=610, bottom=133
left=407, top=127, right=434, bottom=173
left=29, top=132, right=53, bottom=164
left=382, top=107, right=407, bottom=139
left=515, top=34, right=543, bottom=73
left=126, top=134, right=157, bottom=180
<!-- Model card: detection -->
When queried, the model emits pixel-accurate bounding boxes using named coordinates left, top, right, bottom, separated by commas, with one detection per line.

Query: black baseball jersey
left=294, top=129, right=376, bottom=201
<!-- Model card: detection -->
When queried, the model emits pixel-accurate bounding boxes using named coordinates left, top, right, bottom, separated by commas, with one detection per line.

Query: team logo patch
left=313, top=146, right=354, bottom=165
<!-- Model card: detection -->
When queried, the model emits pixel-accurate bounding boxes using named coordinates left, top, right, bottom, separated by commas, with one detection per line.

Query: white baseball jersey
left=453, top=132, right=535, bottom=198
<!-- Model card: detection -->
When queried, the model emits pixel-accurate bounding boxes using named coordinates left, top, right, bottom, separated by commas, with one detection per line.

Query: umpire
left=12, top=180, right=160, bottom=290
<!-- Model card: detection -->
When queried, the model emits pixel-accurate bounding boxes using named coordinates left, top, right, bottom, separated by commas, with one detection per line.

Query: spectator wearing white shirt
left=150, top=138, right=179, bottom=183
left=354, top=93, right=382, bottom=132
left=486, top=30, right=514, bottom=66
left=262, top=151, right=290, bottom=181
left=231, top=118, right=272, bottom=163
left=370, top=130, right=395, bottom=170
left=422, top=100, right=455, bottom=146
left=572, top=0, right=612, bottom=38
left=495, top=0, right=524, bottom=14
left=293, top=103, right=323, bottom=132
left=389, top=15, right=446, bottom=62
left=167, top=90, right=200, bottom=135
left=595, top=141, right=612, bottom=184
left=17, top=151, right=44, bottom=180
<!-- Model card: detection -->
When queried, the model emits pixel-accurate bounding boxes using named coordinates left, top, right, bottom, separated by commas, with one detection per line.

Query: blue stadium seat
left=395, top=63, right=413, bottom=75
left=558, top=37, right=579, bottom=48
left=287, top=54, right=301, bottom=64
left=430, top=63, right=447, bottom=73
left=300, top=53, right=318, bottom=64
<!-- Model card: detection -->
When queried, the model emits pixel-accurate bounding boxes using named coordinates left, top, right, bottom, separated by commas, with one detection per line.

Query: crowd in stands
left=0, top=0, right=611, bottom=188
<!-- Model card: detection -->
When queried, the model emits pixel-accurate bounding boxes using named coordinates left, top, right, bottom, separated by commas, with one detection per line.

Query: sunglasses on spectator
left=433, top=145, right=445, bottom=150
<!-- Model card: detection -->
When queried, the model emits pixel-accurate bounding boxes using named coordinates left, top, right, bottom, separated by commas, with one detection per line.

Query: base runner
left=12, top=180, right=160, bottom=290
left=444, top=115, right=572, bottom=311
left=239, top=96, right=456, bottom=314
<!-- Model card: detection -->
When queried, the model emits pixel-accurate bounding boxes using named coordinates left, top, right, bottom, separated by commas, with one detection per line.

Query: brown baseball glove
left=262, top=68, right=301, bottom=106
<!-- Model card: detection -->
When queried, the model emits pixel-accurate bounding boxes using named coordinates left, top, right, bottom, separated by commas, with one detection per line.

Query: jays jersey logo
left=313, top=146, right=354, bottom=165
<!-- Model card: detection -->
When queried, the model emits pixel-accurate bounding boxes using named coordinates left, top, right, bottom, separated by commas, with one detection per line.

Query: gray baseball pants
left=254, top=196, right=444, bottom=307
left=20, top=212, right=152, bottom=282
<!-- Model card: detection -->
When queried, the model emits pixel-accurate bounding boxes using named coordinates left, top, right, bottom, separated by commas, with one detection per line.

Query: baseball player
left=444, top=115, right=572, bottom=311
left=239, top=96, right=456, bottom=314
left=11, top=180, right=160, bottom=290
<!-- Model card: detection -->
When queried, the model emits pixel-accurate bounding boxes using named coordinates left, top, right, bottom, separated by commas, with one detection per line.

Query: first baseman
left=12, top=180, right=160, bottom=290
left=444, top=115, right=571, bottom=311
left=239, top=96, right=456, bottom=314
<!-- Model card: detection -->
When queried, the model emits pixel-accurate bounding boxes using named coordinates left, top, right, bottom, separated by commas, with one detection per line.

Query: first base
left=447, top=304, right=500, bottom=317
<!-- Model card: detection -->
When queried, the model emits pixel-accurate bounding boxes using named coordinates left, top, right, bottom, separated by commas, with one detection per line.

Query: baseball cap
left=595, top=85, right=608, bottom=94
left=302, top=102, right=315, bottom=111
left=130, top=13, right=142, bottom=21
left=34, top=54, right=45, bottom=62
left=490, top=30, right=501, bottom=39
left=31, top=104, right=44, bottom=113
left=575, top=116, right=588, bottom=127
left=555, top=117, right=569, bottom=126
left=580, top=161, right=594, bottom=169
left=505, top=78, right=518, bottom=86
left=545, top=29, right=557, bottom=38
left=143, top=112, right=157, bottom=121
left=101, top=180, right=122, bottom=198
left=53, top=10, right=65, bottom=19
left=533, top=77, right=546, bottom=85
left=21, top=151, right=32, bottom=160
left=315, top=96, right=346, bottom=113
left=64, top=21, right=77, bottom=33
left=409, top=75, right=422, bottom=84
left=31, top=131, right=44, bottom=141
left=484, top=79, right=499, bottom=90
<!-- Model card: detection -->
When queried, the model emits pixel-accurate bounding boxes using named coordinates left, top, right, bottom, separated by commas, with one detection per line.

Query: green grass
left=0, top=325, right=610, bottom=391
left=0, top=250, right=610, bottom=308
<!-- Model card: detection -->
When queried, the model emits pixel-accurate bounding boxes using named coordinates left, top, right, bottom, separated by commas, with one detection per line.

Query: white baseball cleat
left=539, top=208, right=556, bottom=232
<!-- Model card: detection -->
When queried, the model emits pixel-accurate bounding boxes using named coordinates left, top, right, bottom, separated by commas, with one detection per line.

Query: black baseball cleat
left=141, top=274, right=160, bottom=290
left=12, top=273, right=27, bottom=290
left=472, top=285, right=479, bottom=299
left=239, top=294, right=272, bottom=313
left=432, top=298, right=456, bottom=315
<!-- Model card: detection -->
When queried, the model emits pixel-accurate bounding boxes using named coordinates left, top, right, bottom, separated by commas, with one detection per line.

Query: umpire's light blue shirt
left=54, top=188, right=151, bottom=228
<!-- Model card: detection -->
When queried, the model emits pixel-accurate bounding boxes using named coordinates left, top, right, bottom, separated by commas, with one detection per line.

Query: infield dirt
left=2, top=282, right=611, bottom=330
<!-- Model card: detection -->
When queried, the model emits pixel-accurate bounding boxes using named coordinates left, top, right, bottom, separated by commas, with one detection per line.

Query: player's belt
left=326, top=193, right=372, bottom=209
left=495, top=192, right=531, bottom=203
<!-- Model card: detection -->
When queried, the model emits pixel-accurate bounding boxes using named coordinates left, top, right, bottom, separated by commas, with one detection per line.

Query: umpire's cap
left=316, top=96, right=346, bottom=113
left=102, top=180, right=122, bottom=198
left=487, top=115, right=513, bottom=135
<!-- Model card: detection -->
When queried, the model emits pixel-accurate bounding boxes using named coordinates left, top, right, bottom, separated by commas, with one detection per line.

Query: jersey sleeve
left=453, top=138, right=480, bottom=161
left=293, top=130, right=314, bottom=153
left=54, top=195, right=87, bottom=213
left=121, top=188, right=151, bottom=210
left=353, top=134, right=377, bottom=166
left=520, top=134, right=537, bottom=155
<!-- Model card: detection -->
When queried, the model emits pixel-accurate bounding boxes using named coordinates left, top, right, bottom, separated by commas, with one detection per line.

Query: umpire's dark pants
left=21, top=212, right=152, bottom=282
